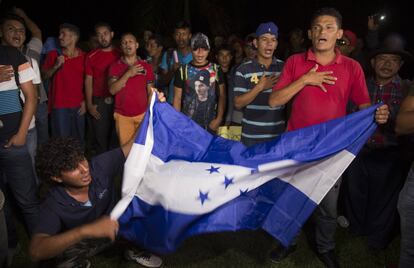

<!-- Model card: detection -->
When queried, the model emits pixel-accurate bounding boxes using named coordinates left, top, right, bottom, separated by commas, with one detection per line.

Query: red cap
left=343, top=30, right=357, bottom=47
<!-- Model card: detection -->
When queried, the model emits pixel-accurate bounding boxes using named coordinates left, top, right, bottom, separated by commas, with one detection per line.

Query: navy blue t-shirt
left=33, top=148, right=125, bottom=235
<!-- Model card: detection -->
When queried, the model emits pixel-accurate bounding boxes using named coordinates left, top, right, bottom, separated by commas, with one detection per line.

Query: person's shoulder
left=287, top=52, right=305, bottom=61
left=0, top=45, right=21, bottom=56
left=86, top=48, right=101, bottom=59
left=340, top=54, right=363, bottom=69
left=109, top=58, right=123, bottom=68
left=235, top=59, right=254, bottom=72
left=139, top=59, right=152, bottom=68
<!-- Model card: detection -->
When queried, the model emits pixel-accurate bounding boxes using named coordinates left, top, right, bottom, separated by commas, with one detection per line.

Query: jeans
left=398, top=165, right=414, bottom=268
left=0, top=141, right=39, bottom=235
left=88, top=97, right=114, bottom=154
left=26, top=127, right=39, bottom=184
left=51, top=107, right=85, bottom=147
left=313, top=177, right=342, bottom=253
left=35, top=101, right=49, bottom=145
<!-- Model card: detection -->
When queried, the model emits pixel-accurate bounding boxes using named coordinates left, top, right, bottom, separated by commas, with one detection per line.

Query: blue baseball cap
left=255, top=22, right=278, bottom=38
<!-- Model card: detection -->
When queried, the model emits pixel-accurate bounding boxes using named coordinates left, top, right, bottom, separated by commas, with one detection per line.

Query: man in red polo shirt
left=108, top=33, right=154, bottom=146
left=269, top=7, right=389, bottom=267
left=85, top=22, right=120, bottom=154
left=42, top=23, right=86, bottom=146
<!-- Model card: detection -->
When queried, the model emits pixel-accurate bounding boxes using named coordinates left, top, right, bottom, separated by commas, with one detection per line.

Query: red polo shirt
left=43, top=49, right=85, bottom=109
left=273, top=49, right=370, bottom=131
left=85, top=48, right=120, bottom=97
left=108, top=59, right=154, bottom=116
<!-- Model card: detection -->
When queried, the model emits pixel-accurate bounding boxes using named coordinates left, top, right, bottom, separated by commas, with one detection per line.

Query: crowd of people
left=0, top=5, right=413, bottom=268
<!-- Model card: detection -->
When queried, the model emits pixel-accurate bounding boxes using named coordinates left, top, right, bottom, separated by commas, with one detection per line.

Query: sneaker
left=316, top=250, right=340, bottom=268
left=124, top=249, right=163, bottom=268
left=269, top=245, right=297, bottom=263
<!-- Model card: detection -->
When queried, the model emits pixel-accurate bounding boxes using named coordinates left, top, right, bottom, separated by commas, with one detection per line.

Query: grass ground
left=11, top=224, right=400, bottom=267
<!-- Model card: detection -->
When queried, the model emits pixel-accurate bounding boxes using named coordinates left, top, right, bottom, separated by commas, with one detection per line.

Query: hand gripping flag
left=111, top=94, right=378, bottom=254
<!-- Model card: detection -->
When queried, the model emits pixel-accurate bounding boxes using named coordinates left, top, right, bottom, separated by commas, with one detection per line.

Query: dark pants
left=40, top=238, right=112, bottom=268
left=313, top=177, right=342, bottom=253
left=0, top=142, right=39, bottom=235
left=343, top=147, right=406, bottom=249
left=36, top=101, right=49, bottom=145
left=51, top=107, right=85, bottom=147
left=398, top=165, right=414, bottom=268
left=88, top=97, right=115, bottom=154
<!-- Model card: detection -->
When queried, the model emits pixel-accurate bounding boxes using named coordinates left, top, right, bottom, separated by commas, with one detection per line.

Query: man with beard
left=343, top=35, right=412, bottom=252
left=85, top=22, right=120, bottom=154
left=42, top=23, right=86, bottom=146
left=160, top=21, right=192, bottom=103
left=108, top=33, right=154, bottom=146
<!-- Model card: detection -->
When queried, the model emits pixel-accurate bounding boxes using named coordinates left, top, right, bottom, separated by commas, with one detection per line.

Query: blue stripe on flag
left=118, top=178, right=316, bottom=254
left=114, top=95, right=379, bottom=255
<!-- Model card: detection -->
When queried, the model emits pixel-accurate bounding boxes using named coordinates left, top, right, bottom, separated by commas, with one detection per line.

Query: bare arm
left=13, top=8, right=42, bottom=40
left=29, top=216, right=118, bottom=261
left=0, top=65, right=14, bottom=83
left=234, top=74, right=278, bottom=110
left=269, top=64, right=337, bottom=107
left=396, top=96, right=414, bottom=135
left=173, top=86, right=183, bottom=111
left=42, top=56, right=64, bottom=80
left=5, top=80, right=37, bottom=148
left=85, top=75, right=100, bottom=119
left=216, top=83, right=226, bottom=122
left=146, top=82, right=154, bottom=106
left=109, top=65, right=142, bottom=95
left=209, top=83, right=226, bottom=131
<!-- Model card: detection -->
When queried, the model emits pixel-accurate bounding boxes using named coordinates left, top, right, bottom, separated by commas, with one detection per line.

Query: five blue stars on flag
left=197, top=165, right=251, bottom=205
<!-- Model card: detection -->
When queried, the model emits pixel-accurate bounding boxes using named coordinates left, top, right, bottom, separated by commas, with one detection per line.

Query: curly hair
left=36, top=138, right=85, bottom=182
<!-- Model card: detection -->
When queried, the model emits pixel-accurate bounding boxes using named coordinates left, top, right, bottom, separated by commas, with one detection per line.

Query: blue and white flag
left=111, top=95, right=378, bottom=254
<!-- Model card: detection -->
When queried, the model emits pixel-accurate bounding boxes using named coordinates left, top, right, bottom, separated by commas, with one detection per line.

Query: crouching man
left=29, top=93, right=165, bottom=268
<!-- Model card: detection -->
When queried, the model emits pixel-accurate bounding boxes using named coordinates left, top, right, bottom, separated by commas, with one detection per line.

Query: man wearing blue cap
left=233, top=22, right=285, bottom=147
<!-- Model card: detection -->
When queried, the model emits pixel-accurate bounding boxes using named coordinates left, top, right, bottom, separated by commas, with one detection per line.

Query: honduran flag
left=111, top=94, right=378, bottom=254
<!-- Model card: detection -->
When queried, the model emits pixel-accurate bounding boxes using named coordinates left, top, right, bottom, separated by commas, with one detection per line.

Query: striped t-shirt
left=233, top=58, right=285, bottom=146
left=0, top=45, right=36, bottom=141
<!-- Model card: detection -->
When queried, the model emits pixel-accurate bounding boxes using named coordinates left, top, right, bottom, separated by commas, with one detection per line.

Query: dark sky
left=0, top=0, right=411, bottom=51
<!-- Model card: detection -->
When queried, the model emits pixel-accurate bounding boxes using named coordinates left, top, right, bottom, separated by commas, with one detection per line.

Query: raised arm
left=13, top=7, right=42, bottom=40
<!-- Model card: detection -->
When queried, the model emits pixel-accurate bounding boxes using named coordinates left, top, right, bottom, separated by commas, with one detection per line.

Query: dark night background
left=1, top=0, right=412, bottom=76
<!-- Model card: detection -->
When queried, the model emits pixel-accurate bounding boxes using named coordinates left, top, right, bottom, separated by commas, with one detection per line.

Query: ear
left=110, top=32, right=114, bottom=39
left=307, top=29, right=312, bottom=40
left=337, top=29, right=344, bottom=40
left=51, top=176, right=63, bottom=183
left=253, top=39, right=258, bottom=49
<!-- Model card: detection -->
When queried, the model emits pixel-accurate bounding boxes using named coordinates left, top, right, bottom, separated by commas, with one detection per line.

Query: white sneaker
left=124, top=249, right=163, bottom=268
